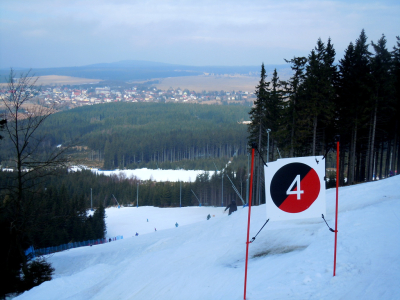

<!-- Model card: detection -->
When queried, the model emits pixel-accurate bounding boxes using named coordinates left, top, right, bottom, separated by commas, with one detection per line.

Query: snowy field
left=92, top=168, right=214, bottom=182
left=69, top=166, right=214, bottom=182
left=15, top=176, right=400, bottom=300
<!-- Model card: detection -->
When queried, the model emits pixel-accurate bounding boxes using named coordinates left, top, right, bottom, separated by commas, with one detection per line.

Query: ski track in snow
left=14, top=176, right=400, bottom=300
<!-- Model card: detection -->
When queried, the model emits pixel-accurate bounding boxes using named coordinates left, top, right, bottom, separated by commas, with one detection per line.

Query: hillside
left=14, top=175, right=400, bottom=300
left=37, top=102, right=251, bottom=170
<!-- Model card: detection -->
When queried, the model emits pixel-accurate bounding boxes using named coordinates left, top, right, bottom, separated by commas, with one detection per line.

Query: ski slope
left=15, top=176, right=400, bottom=300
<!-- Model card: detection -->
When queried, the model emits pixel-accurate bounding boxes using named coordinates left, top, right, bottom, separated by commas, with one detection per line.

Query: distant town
left=0, top=83, right=256, bottom=110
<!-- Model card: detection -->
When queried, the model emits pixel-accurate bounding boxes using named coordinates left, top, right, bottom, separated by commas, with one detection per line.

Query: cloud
left=0, top=0, right=399, bottom=68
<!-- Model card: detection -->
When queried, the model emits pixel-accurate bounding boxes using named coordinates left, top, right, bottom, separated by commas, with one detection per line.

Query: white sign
left=265, top=156, right=326, bottom=221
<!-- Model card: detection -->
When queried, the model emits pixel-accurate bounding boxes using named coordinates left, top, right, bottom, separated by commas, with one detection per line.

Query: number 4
left=286, top=175, right=304, bottom=200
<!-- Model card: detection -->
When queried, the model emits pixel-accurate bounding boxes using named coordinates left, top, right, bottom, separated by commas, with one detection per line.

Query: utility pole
left=267, top=129, right=271, bottom=163
left=222, top=173, right=224, bottom=207
left=213, top=162, right=224, bottom=207
left=246, top=151, right=249, bottom=204
left=137, top=182, right=139, bottom=208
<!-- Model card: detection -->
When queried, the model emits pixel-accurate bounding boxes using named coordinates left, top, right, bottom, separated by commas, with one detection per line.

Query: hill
left=36, top=102, right=251, bottom=170
left=14, top=175, right=400, bottom=300
left=0, top=60, right=291, bottom=83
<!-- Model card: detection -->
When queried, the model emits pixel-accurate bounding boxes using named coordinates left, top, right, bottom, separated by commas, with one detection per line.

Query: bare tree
left=1, top=69, right=69, bottom=297
left=2, top=69, right=69, bottom=200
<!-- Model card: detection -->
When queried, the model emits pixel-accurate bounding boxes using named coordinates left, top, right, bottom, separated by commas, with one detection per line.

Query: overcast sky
left=0, top=0, right=399, bottom=69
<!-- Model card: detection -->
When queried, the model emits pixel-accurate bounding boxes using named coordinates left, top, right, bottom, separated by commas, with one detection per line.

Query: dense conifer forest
left=249, top=31, right=400, bottom=199
left=23, top=102, right=250, bottom=170
left=25, top=167, right=248, bottom=209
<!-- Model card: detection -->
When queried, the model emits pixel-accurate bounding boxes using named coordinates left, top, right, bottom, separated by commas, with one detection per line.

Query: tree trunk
left=312, top=115, right=317, bottom=156
left=379, top=140, right=384, bottom=179
left=385, top=139, right=392, bottom=178
left=368, top=103, right=378, bottom=181
left=349, top=124, right=357, bottom=185
left=397, top=136, right=400, bottom=175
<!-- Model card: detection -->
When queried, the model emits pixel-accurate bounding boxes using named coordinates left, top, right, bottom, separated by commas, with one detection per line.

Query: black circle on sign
left=270, top=162, right=320, bottom=213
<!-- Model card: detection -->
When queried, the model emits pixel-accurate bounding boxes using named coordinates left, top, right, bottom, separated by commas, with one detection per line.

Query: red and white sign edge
left=264, top=156, right=326, bottom=221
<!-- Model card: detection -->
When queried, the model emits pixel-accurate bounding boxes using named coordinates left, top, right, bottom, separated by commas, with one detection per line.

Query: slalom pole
left=333, top=136, right=340, bottom=276
left=244, top=146, right=256, bottom=300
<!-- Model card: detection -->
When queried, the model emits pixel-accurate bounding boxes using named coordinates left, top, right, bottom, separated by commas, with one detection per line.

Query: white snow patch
left=92, top=168, right=214, bottom=182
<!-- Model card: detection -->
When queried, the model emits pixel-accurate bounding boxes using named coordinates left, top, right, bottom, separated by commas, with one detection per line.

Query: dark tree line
left=39, top=163, right=248, bottom=209
left=0, top=172, right=106, bottom=248
left=249, top=30, right=400, bottom=203
left=0, top=170, right=106, bottom=300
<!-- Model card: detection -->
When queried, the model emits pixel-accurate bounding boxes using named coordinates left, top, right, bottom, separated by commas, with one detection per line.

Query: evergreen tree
left=160, top=183, right=172, bottom=207
left=338, top=41, right=358, bottom=184
left=369, top=34, right=395, bottom=181
left=93, top=204, right=106, bottom=239
left=353, top=29, right=372, bottom=182
left=248, top=63, right=270, bottom=152
left=283, top=56, right=307, bottom=156
left=265, top=69, right=284, bottom=161
left=392, top=36, right=400, bottom=173
left=302, top=38, right=337, bottom=156
left=248, top=63, right=270, bottom=205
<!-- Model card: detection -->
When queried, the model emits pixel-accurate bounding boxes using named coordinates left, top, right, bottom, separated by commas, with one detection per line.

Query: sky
left=13, top=175, right=400, bottom=300
left=1, top=0, right=399, bottom=69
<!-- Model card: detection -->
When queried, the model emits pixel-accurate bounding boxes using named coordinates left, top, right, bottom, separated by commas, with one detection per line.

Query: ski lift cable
left=112, top=194, right=120, bottom=206
left=226, top=174, right=245, bottom=205
left=254, top=146, right=268, bottom=167
left=276, top=147, right=282, bottom=159
left=191, top=189, right=201, bottom=205
left=214, top=160, right=245, bottom=205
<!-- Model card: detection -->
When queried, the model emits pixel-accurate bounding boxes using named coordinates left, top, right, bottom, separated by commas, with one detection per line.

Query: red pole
left=333, top=139, right=339, bottom=276
left=244, top=147, right=256, bottom=300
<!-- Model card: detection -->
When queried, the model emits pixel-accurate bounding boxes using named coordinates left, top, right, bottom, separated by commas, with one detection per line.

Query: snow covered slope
left=92, top=168, right=213, bottom=182
left=15, top=176, right=400, bottom=300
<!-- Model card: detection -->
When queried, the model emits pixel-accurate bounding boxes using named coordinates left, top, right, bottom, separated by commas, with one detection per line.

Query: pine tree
left=248, top=63, right=270, bottom=152
left=302, top=38, right=337, bottom=156
left=265, top=69, right=284, bottom=161
left=353, top=29, right=372, bottom=182
left=93, top=204, right=106, bottom=239
left=369, top=34, right=395, bottom=180
left=160, top=183, right=172, bottom=207
left=392, top=36, right=400, bottom=173
left=283, top=56, right=307, bottom=156
left=338, top=42, right=358, bottom=184
left=248, top=63, right=270, bottom=205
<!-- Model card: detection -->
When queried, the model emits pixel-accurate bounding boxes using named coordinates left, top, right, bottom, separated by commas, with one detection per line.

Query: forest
left=19, top=167, right=249, bottom=210
left=248, top=30, right=400, bottom=199
left=29, top=102, right=250, bottom=170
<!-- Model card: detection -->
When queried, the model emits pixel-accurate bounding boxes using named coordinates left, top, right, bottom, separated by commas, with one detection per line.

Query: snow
left=15, top=176, right=400, bottom=300
left=90, top=168, right=214, bottom=182
left=105, top=206, right=226, bottom=238
left=69, top=166, right=216, bottom=182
